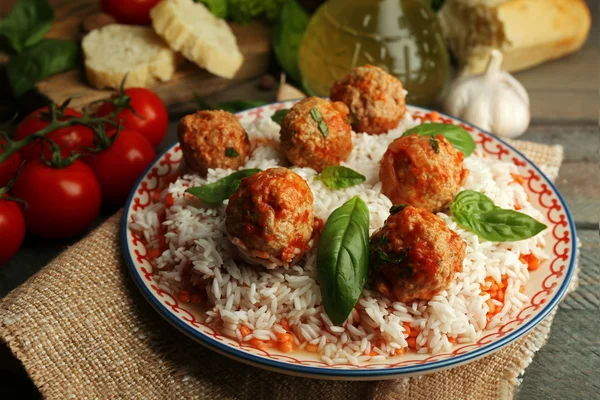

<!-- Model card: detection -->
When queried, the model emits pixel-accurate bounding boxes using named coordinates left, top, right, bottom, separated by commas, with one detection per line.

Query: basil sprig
left=0, top=0, right=53, bottom=53
left=450, top=190, right=547, bottom=242
left=1, top=0, right=78, bottom=96
left=316, top=166, right=365, bottom=189
left=371, top=234, right=408, bottom=266
left=7, top=39, right=79, bottom=96
left=317, top=196, right=370, bottom=325
left=403, top=123, right=475, bottom=157
left=185, top=169, right=261, bottom=203
left=224, top=147, right=239, bottom=157
left=310, top=107, right=328, bottom=137
left=271, top=108, right=290, bottom=125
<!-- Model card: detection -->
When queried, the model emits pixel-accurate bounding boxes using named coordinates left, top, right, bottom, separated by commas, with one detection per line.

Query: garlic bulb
left=443, top=50, right=530, bottom=139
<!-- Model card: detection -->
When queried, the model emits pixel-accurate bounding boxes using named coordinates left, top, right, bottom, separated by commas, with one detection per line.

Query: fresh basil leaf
left=7, top=39, right=78, bottom=96
left=0, top=0, right=54, bottom=53
left=451, top=189, right=496, bottom=215
left=450, top=190, right=547, bottom=242
left=185, top=169, right=261, bottom=203
left=194, top=96, right=268, bottom=113
left=225, top=147, right=239, bottom=157
left=389, top=204, right=408, bottom=215
left=195, top=0, right=228, bottom=19
left=317, top=196, right=370, bottom=325
left=370, top=232, right=408, bottom=267
left=273, top=0, right=308, bottom=83
left=310, top=106, right=328, bottom=137
left=376, top=248, right=408, bottom=264
left=316, top=166, right=365, bottom=189
left=429, top=136, right=440, bottom=153
left=403, top=123, right=475, bottom=157
left=271, top=108, right=290, bottom=125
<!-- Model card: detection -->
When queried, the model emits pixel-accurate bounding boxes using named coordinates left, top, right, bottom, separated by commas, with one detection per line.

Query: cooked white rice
left=130, top=110, right=548, bottom=365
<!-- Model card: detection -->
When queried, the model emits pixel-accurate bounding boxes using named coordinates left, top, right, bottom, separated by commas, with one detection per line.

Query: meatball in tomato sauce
left=380, top=134, right=468, bottom=213
left=178, top=110, right=250, bottom=177
left=330, top=65, right=406, bottom=135
left=280, top=97, right=352, bottom=172
left=225, top=167, right=317, bottom=269
left=370, top=205, right=466, bottom=303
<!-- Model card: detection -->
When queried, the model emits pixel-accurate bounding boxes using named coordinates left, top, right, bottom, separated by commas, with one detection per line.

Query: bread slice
left=438, top=0, right=591, bottom=75
left=82, top=24, right=181, bottom=89
left=150, top=0, right=243, bottom=79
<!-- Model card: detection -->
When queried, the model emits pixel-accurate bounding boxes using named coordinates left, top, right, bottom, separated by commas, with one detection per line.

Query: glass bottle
left=299, top=0, right=449, bottom=106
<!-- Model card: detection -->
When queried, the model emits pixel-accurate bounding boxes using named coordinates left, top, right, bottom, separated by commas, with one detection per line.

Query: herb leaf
left=310, top=107, right=328, bottom=137
left=429, top=136, right=440, bottom=153
left=376, top=248, right=408, bottom=264
left=225, top=147, right=239, bottom=157
left=271, top=108, right=290, bottom=125
left=403, top=123, right=475, bottom=157
left=273, top=0, right=308, bottom=83
left=317, top=196, right=370, bottom=325
left=316, top=166, right=365, bottom=189
left=6, top=39, right=79, bottom=96
left=389, top=204, right=408, bottom=215
left=195, top=0, right=228, bottom=19
left=185, top=169, right=261, bottom=203
left=450, top=190, right=547, bottom=242
left=0, top=0, right=54, bottom=53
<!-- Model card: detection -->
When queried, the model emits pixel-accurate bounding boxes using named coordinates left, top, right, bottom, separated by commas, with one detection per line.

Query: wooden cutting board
left=8, top=0, right=272, bottom=111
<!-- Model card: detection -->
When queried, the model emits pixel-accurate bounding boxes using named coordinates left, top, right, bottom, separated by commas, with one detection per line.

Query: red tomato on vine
left=96, top=88, right=168, bottom=148
left=88, top=129, right=156, bottom=206
left=15, top=107, right=94, bottom=161
left=12, top=160, right=102, bottom=239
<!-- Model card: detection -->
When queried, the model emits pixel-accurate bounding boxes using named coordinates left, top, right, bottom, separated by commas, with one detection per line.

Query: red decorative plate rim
left=121, top=103, right=576, bottom=380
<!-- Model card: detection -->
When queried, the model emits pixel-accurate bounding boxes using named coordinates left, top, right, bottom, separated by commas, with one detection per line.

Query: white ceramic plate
left=122, top=103, right=576, bottom=380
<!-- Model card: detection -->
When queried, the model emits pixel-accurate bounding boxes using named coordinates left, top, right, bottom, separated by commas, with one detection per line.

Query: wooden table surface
left=1, top=1, right=598, bottom=398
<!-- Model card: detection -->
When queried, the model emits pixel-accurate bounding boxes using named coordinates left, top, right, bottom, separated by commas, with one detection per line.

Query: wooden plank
left=554, top=162, right=600, bottom=225
left=521, top=125, right=599, bottom=163
left=2, top=0, right=272, bottom=111
left=520, top=123, right=600, bottom=225
left=517, top=229, right=600, bottom=400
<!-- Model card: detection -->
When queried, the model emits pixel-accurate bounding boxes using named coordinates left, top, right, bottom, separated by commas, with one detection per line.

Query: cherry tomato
left=0, top=140, right=21, bottom=187
left=0, top=197, right=25, bottom=265
left=96, top=88, right=168, bottom=148
left=88, top=129, right=156, bottom=206
left=12, top=160, right=102, bottom=239
left=101, top=0, right=160, bottom=25
left=15, top=107, right=95, bottom=161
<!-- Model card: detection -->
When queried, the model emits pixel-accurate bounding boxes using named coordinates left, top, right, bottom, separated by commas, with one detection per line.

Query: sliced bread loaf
left=150, top=0, right=244, bottom=79
left=82, top=24, right=181, bottom=89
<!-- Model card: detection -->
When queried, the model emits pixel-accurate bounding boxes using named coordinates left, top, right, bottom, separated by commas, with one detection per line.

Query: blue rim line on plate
left=121, top=103, right=577, bottom=378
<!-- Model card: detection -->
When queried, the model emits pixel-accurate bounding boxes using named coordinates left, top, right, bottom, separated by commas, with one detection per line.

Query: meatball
left=370, top=205, right=466, bottom=303
left=330, top=65, right=406, bottom=135
left=380, top=134, right=468, bottom=213
left=178, top=110, right=250, bottom=177
left=225, top=167, right=316, bottom=269
left=280, top=97, right=352, bottom=172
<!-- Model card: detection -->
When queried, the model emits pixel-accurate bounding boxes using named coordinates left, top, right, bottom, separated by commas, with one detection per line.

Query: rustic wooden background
left=1, top=0, right=598, bottom=399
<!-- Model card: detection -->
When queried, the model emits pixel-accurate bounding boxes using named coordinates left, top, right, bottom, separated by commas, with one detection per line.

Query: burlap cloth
left=0, top=140, right=578, bottom=400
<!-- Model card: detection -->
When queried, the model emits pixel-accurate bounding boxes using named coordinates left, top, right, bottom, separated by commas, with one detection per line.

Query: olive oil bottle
left=299, top=0, right=449, bottom=106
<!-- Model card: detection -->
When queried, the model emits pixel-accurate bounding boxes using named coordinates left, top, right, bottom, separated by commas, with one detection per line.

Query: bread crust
left=150, top=0, right=243, bottom=79
left=82, top=24, right=180, bottom=89
left=439, top=0, right=591, bottom=75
